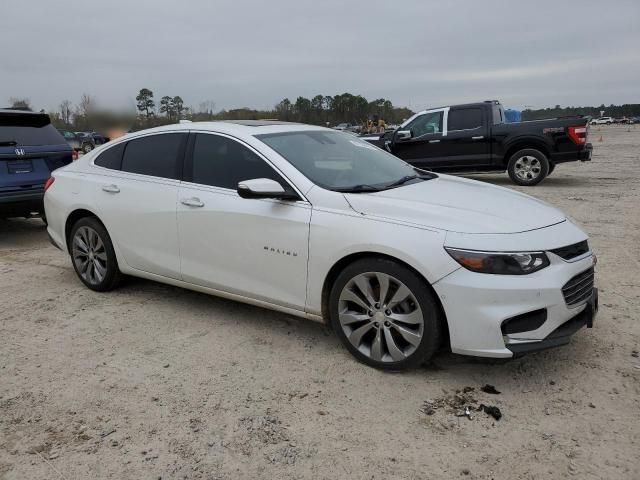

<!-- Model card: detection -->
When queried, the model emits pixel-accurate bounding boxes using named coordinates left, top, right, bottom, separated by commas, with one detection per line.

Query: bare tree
left=59, top=99, right=73, bottom=125
left=9, top=97, right=32, bottom=110
left=78, top=93, right=95, bottom=117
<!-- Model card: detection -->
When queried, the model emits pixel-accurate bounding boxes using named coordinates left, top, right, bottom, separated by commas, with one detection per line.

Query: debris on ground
left=421, top=387, right=504, bottom=422
left=478, top=404, right=502, bottom=421
left=632, top=350, right=639, bottom=358
left=481, top=384, right=501, bottom=394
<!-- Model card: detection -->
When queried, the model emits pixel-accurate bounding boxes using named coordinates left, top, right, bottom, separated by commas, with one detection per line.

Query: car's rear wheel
left=83, top=143, right=93, bottom=153
left=70, top=217, right=121, bottom=291
left=329, top=257, right=442, bottom=370
left=507, top=148, right=549, bottom=186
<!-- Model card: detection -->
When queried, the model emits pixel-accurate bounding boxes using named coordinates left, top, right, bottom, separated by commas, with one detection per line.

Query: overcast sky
left=2, top=0, right=639, bottom=113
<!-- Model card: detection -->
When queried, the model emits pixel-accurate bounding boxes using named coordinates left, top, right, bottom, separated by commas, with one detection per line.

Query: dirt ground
left=1, top=125, right=639, bottom=480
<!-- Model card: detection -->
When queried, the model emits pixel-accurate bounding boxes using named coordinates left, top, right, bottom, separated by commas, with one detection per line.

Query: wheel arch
left=503, top=139, right=552, bottom=166
left=64, top=208, right=105, bottom=253
left=320, top=251, right=450, bottom=345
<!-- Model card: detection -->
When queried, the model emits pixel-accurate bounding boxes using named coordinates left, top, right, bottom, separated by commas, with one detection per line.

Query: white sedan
left=44, top=121, right=597, bottom=369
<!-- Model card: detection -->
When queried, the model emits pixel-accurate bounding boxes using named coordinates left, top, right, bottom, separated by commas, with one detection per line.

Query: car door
left=177, top=132, right=311, bottom=311
left=390, top=110, right=447, bottom=168
left=91, top=132, right=186, bottom=280
left=437, top=107, right=490, bottom=168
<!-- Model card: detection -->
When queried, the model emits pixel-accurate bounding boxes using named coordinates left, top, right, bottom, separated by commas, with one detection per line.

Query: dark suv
left=1, top=109, right=73, bottom=222
left=59, top=129, right=95, bottom=153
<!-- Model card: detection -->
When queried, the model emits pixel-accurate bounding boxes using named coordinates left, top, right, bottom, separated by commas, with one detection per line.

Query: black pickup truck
left=362, top=100, right=592, bottom=186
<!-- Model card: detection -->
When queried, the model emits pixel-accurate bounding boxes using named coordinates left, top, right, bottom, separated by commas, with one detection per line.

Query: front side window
left=256, top=130, right=430, bottom=191
left=121, top=133, right=185, bottom=179
left=448, top=108, right=483, bottom=131
left=405, top=112, right=443, bottom=137
left=190, top=133, right=284, bottom=189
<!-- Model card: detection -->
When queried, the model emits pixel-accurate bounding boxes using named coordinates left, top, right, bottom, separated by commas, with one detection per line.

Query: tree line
left=522, top=104, right=640, bottom=120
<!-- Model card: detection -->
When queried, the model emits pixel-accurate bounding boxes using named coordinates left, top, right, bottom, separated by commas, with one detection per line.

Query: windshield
left=256, top=130, right=432, bottom=192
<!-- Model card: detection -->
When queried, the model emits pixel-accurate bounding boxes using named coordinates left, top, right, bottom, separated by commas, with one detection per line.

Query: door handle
left=471, top=136, right=484, bottom=140
left=429, top=139, right=440, bottom=143
left=102, top=184, right=120, bottom=193
left=181, top=197, right=204, bottom=208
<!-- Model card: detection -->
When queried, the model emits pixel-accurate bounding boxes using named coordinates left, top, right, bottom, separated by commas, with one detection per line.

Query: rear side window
left=121, top=133, right=185, bottom=179
left=448, top=108, right=483, bottom=131
left=190, top=133, right=284, bottom=189
left=0, top=113, right=66, bottom=146
left=94, top=143, right=124, bottom=170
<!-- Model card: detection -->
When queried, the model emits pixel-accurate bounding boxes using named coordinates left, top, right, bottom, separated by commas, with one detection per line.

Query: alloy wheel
left=338, top=272, right=424, bottom=363
left=72, top=226, right=108, bottom=286
left=514, top=156, right=541, bottom=181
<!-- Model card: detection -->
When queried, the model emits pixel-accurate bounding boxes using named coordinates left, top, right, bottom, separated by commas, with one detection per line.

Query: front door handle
left=471, top=136, right=484, bottom=140
left=429, top=139, right=440, bottom=143
left=102, top=184, right=120, bottom=193
left=181, top=197, right=204, bottom=208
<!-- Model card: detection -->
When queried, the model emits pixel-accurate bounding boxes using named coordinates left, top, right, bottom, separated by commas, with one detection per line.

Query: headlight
left=445, top=248, right=550, bottom=275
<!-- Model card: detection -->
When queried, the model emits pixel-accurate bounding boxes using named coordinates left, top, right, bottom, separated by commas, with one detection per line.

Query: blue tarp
left=504, top=109, right=522, bottom=123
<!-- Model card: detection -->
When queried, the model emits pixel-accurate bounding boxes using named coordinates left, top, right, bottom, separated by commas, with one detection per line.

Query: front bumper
left=433, top=251, right=596, bottom=358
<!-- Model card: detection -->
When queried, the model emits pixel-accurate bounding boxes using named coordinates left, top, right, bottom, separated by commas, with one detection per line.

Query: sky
left=2, top=0, right=639, bottom=113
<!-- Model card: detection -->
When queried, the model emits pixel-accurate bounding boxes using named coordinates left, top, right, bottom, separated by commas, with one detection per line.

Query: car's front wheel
left=329, top=257, right=443, bottom=370
left=69, top=217, right=121, bottom=291
left=83, top=143, right=93, bottom=153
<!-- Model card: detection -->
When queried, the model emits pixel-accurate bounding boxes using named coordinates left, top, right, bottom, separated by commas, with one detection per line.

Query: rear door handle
left=471, top=136, right=484, bottom=140
left=181, top=197, right=204, bottom=208
left=102, top=184, right=120, bottom=193
left=429, top=139, right=440, bottom=143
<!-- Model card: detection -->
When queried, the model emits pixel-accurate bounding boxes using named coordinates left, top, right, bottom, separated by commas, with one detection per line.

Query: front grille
left=562, top=267, right=594, bottom=306
left=551, top=240, right=589, bottom=260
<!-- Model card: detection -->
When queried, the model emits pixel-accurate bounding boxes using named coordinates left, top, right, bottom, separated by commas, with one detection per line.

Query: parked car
left=591, top=117, right=613, bottom=125
left=59, top=129, right=95, bottom=153
left=76, top=131, right=109, bottom=145
left=361, top=100, right=592, bottom=186
left=0, top=109, right=73, bottom=221
left=333, top=123, right=352, bottom=131
left=44, top=121, right=597, bottom=369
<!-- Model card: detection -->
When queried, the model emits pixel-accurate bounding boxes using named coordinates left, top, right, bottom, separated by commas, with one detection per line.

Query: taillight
left=44, top=176, right=55, bottom=192
left=72, top=150, right=79, bottom=161
left=567, top=125, right=587, bottom=145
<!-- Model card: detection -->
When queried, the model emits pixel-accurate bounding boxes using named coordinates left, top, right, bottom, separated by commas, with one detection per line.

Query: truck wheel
left=507, top=149, right=549, bottom=186
left=548, top=163, right=555, bottom=175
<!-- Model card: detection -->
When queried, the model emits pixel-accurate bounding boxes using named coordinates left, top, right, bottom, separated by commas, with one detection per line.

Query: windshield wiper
left=384, top=174, right=430, bottom=189
left=334, top=184, right=383, bottom=193
left=0, top=140, right=18, bottom=146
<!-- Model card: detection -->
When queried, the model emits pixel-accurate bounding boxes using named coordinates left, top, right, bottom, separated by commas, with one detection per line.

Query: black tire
left=548, top=162, right=555, bottom=175
left=329, top=257, right=443, bottom=370
left=69, top=217, right=121, bottom=291
left=507, top=148, right=549, bottom=186
left=83, top=143, right=93, bottom=154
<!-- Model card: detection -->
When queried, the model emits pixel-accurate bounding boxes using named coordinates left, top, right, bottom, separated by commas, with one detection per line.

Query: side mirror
left=237, top=178, right=299, bottom=200
left=395, top=129, right=412, bottom=141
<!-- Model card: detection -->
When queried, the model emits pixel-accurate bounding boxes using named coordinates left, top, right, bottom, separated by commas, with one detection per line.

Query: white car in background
left=44, top=121, right=597, bottom=369
left=590, top=117, right=613, bottom=125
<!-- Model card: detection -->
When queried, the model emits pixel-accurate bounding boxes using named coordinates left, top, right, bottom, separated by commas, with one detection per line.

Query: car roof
left=124, top=121, right=330, bottom=138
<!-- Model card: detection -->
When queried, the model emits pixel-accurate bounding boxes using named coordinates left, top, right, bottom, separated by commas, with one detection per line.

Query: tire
left=40, top=211, right=47, bottom=226
left=507, top=148, right=549, bottom=186
left=329, top=257, right=443, bottom=370
left=548, top=162, right=555, bottom=175
left=69, top=217, right=121, bottom=291
left=83, top=143, right=93, bottom=153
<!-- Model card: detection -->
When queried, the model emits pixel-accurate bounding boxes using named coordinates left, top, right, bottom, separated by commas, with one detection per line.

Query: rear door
left=436, top=107, right=490, bottom=168
left=91, top=132, right=186, bottom=279
left=390, top=110, right=447, bottom=168
left=177, top=132, right=311, bottom=310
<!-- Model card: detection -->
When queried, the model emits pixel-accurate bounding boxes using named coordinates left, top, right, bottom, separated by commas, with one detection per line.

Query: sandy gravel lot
left=1, top=125, right=639, bottom=480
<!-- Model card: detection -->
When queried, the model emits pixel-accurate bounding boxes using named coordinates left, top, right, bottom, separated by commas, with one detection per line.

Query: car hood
left=344, top=175, right=566, bottom=234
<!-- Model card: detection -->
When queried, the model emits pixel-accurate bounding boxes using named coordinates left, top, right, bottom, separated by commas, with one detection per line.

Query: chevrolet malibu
left=44, top=121, right=597, bottom=369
